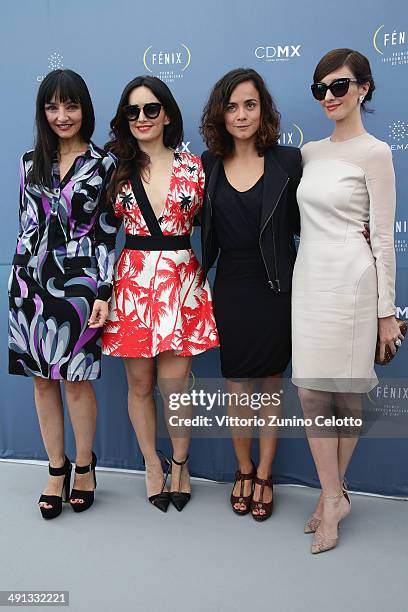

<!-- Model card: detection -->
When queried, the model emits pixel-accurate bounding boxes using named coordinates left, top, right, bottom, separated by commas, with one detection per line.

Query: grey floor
left=0, top=461, right=407, bottom=612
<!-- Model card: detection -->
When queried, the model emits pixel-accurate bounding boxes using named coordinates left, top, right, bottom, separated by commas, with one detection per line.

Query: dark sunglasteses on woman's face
left=311, top=67, right=369, bottom=122
left=126, top=86, right=170, bottom=142
left=311, top=78, right=360, bottom=101
left=123, top=102, right=163, bottom=122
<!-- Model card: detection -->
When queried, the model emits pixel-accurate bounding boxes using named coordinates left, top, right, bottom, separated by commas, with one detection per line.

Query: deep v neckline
left=140, top=152, right=176, bottom=221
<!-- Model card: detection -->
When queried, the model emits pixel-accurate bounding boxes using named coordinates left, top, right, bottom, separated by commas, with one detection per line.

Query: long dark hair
left=313, top=48, right=375, bottom=113
left=200, top=68, right=280, bottom=158
left=106, top=75, right=183, bottom=199
left=29, top=69, right=95, bottom=189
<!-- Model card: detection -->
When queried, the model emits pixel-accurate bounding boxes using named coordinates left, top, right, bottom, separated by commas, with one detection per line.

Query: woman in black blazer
left=200, top=68, right=301, bottom=520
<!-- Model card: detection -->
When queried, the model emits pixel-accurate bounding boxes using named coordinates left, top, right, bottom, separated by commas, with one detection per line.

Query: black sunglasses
left=123, top=103, right=163, bottom=121
left=311, top=78, right=360, bottom=101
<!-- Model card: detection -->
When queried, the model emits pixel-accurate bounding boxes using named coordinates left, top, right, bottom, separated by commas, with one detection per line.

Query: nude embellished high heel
left=310, top=490, right=351, bottom=554
left=304, top=480, right=350, bottom=534
left=304, top=514, right=321, bottom=534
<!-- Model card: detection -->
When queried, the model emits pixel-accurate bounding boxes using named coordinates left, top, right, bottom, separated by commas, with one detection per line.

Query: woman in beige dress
left=292, top=49, right=404, bottom=553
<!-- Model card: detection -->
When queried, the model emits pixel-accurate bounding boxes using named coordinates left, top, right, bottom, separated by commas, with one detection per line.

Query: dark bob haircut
left=200, top=68, right=280, bottom=158
left=29, top=69, right=95, bottom=189
left=106, top=75, right=183, bottom=198
left=313, top=48, right=375, bottom=112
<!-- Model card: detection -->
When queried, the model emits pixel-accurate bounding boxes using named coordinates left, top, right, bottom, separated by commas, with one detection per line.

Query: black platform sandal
left=170, top=455, right=191, bottom=512
left=69, top=451, right=97, bottom=513
left=144, top=451, right=171, bottom=513
left=38, top=456, right=72, bottom=520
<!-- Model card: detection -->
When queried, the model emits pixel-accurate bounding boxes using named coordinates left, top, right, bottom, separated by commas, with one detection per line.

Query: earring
left=359, top=95, right=365, bottom=103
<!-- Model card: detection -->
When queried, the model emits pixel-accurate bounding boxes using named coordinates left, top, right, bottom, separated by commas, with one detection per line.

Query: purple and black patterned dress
left=8, top=142, right=118, bottom=380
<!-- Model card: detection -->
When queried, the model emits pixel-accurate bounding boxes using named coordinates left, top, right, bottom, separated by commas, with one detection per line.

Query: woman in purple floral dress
left=8, top=70, right=118, bottom=519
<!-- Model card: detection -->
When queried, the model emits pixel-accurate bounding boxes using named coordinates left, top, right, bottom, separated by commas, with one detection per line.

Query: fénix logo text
left=143, top=44, right=191, bottom=83
left=255, top=44, right=301, bottom=62
left=373, top=26, right=407, bottom=53
left=375, top=384, right=408, bottom=399
left=395, top=220, right=407, bottom=233
left=394, top=219, right=408, bottom=254
left=278, top=124, right=304, bottom=148
left=373, top=26, right=408, bottom=67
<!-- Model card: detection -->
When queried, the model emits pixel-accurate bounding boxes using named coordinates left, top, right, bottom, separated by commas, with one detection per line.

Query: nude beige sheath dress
left=292, top=133, right=396, bottom=392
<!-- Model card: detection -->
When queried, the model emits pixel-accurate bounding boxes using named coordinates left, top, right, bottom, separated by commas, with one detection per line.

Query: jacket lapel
left=205, top=157, right=222, bottom=204
left=260, top=148, right=289, bottom=231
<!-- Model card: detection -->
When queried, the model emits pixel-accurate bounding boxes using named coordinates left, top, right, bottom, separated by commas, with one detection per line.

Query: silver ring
left=395, top=339, right=402, bottom=347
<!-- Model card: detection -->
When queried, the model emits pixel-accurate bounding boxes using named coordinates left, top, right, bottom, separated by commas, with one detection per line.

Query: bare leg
left=227, top=379, right=254, bottom=512
left=335, top=393, right=362, bottom=481
left=299, top=388, right=350, bottom=539
left=157, top=351, right=192, bottom=494
left=63, top=381, right=97, bottom=502
left=252, top=374, right=282, bottom=516
left=124, top=357, right=163, bottom=497
left=33, top=377, right=66, bottom=509
left=309, top=392, right=362, bottom=520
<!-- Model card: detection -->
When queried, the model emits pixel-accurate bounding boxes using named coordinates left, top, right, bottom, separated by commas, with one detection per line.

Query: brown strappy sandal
left=251, top=476, right=273, bottom=522
left=230, top=461, right=256, bottom=515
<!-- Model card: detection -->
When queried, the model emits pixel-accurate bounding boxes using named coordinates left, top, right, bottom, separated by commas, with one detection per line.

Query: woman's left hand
left=362, top=223, right=371, bottom=245
left=377, top=315, right=405, bottom=361
left=88, top=299, right=109, bottom=328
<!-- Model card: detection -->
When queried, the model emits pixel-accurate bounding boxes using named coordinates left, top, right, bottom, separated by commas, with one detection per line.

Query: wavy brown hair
left=105, top=75, right=183, bottom=200
left=200, top=68, right=280, bottom=158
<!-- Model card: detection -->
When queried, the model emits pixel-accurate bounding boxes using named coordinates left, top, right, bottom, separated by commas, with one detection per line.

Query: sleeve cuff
left=378, top=308, right=396, bottom=318
left=96, top=285, right=112, bottom=301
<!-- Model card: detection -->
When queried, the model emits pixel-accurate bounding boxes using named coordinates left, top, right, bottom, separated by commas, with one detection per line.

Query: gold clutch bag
left=375, top=319, right=407, bottom=365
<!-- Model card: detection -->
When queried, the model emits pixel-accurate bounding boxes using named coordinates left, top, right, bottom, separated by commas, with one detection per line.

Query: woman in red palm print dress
left=101, top=76, right=219, bottom=512
left=103, top=152, right=216, bottom=357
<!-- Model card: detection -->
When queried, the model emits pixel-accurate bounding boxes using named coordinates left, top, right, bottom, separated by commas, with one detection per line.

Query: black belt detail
left=124, top=235, right=191, bottom=251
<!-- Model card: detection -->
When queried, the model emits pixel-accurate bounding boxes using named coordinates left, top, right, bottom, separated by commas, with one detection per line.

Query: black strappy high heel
left=69, top=451, right=97, bottom=513
left=38, top=456, right=72, bottom=520
left=144, top=451, right=171, bottom=513
left=170, top=455, right=191, bottom=512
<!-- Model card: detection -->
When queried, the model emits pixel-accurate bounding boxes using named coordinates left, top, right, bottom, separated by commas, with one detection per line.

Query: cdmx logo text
left=255, top=44, right=301, bottom=61
left=396, top=306, right=408, bottom=320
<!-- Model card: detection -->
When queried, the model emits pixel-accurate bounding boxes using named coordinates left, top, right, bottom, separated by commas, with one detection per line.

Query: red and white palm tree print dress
left=101, top=152, right=219, bottom=358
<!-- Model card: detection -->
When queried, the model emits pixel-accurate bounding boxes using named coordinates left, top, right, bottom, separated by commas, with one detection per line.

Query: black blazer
left=200, top=145, right=302, bottom=292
